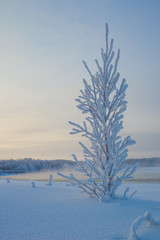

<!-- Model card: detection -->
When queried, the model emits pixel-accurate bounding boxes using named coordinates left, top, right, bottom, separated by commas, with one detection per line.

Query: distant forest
left=0, top=159, right=75, bottom=175
left=0, top=157, right=160, bottom=175
left=126, top=157, right=160, bottom=167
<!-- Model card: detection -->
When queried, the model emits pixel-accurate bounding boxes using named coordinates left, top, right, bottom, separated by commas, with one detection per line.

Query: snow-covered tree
left=58, top=23, right=137, bottom=201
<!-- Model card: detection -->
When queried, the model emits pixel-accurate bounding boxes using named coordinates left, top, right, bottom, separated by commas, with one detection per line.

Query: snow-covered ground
left=0, top=179, right=159, bottom=240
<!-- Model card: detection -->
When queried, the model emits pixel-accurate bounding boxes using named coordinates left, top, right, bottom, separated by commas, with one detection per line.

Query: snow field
left=0, top=180, right=160, bottom=240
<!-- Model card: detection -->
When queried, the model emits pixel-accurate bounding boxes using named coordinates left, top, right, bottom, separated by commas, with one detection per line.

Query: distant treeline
left=0, top=158, right=75, bottom=175
left=0, top=157, right=159, bottom=175
left=125, top=157, right=160, bottom=167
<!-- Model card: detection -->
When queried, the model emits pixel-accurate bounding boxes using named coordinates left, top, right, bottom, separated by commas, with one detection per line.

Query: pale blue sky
left=0, top=0, right=159, bottom=159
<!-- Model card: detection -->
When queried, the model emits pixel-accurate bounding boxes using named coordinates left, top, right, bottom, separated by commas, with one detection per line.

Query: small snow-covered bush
left=7, top=179, right=10, bottom=183
left=31, top=181, right=36, bottom=188
left=48, top=175, right=53, bottom=186
left=128, top=212, right=158, bottom=240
